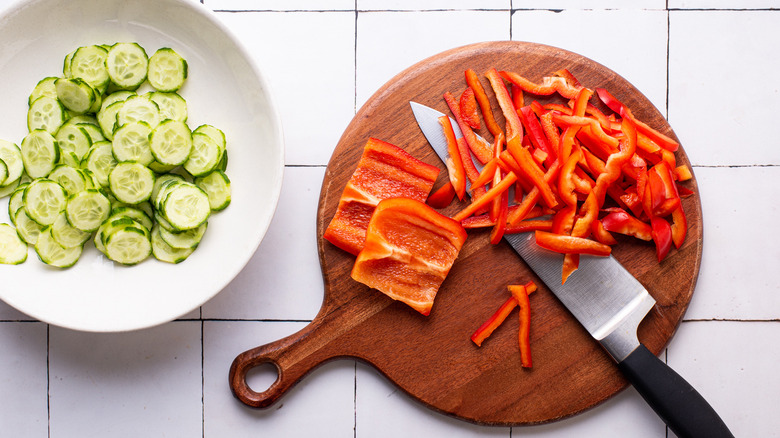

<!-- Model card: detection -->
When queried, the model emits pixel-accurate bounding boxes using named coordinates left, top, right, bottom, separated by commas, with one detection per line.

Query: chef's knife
left=411, top=101, right=733, bottom=438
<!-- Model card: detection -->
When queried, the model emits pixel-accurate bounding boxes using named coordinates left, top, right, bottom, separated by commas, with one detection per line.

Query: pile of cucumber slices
left=0, top=42, right=231, bottom=267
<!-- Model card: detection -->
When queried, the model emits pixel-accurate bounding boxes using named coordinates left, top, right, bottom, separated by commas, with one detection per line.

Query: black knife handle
left=618, top=344, right=734, bottom=438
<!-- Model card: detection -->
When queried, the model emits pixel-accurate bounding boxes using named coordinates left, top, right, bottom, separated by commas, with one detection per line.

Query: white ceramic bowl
left=0, top=0, right=285, bottom=331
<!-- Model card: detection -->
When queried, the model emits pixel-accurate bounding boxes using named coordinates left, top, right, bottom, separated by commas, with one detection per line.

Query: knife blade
left=411, top=101, right=733, bottom=438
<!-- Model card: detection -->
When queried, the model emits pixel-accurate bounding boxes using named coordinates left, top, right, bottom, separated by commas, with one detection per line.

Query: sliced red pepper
left=519, top=106, right=555, bottom=164
left=485, top=68, right=524, bottom=150
left=439, top=115, right=467, bottom=200
left=470, top=156, right=500, bottom=190
left=444, top=92, right=492, bottom=164
left=471, top=282, right=537, bottom=347
left=459, top=87, right=481, bottom=130
left=506, top=160, right=561, bottom=226
left=351, top=198, right=467, bottom=316
left=674, top=165, right=693, bottom=181
left=591, top=219, right=618, bottom=245
left=499, top=70, right=582, bottom=100
left=670, top=204, right=688, bottom=249
left=534, top=230, right=612, bottom=257
left=508, top=284, right=533, bottom=368
left=595, top=88, right=679, bottom=152
left=489, top=188, right=509, bottom=244
left=503, top=144, right=558, bottom=208
left=650, top=217, right=673, bottom=262
left=427, top=182, right=456, bottom=209
left=324, top=138, right=439, bottom=255
left=465, top=68, right=503, bottom=138
left=452, top=172, right=518, bottom=222
left=511, top=83, right=525, bottom=112
left=601, top=208, right=653, bottom=241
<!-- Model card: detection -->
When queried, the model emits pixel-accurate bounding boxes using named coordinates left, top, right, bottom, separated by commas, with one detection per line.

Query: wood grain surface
left=230, top=41, right=703, bottom=426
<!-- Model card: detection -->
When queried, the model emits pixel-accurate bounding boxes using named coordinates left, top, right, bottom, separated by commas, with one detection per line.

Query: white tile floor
left=0, top=1, right=777, bottom=437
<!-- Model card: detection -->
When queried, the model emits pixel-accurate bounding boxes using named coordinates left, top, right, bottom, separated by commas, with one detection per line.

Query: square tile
left=356, top=10, right=509, bottom=107
left=0, top=322, right=48, bottom=437
left=358, top=0, right=509, bottom=10
left=684, top=166, right=780, bottom=320
left=515, top=0, right=665, bottom=9
left=205, top=0, right=354, bottom=10
left=202, top=166, right=326, bottom=320
left=49, top=322, right=202, bottom=438
left=669, top=11, right=780, bottom=166
left=667, top=321, right=779, bottom=437
left=215, top=11, right=356, bottom=166
left=204, top=320, right=356, bottom=437
left=512, top=9, right=669, bottom=114
left=669, top=0, right=780, bottom=8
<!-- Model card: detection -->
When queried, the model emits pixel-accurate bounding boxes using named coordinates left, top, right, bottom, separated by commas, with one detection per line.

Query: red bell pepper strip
left=465, top=68, right=503, bottom=138
left=674, top=165, right=693, bottom=181
left=489, top=188, right=509, bottom=244
left=499, top=70, right=582, bottom=99
left=591, top=219, right=618, bottom=245
left=511, top=83, right=525, bottom=112
left=351, top=198, right=467, bottom=316
left=324, top=138, right=439, bottom=255
left=534, top=231, right=612, bottom=257
left=504, top=143, right=558, bottom=208
left=601, top=208, right=653, bottom=241
left=490, top=133, right=505, bottom=222
left=509, top=284, right=533, bottom=368
left=651, top=217, right=673, bottom=262
left=444, top=92, right=493, bottom=164
left=485, top=68, right=524, bottom=150
left=470, top=156, right=500, bottom=190
left=471, top=281, right=537, bottom=347
left=427, top=182, right=456, bottom=209
left=459, top=87, right=481, bottom=130
left=519, top=106, right=556, bottom=164
left=452, top=172, right=518, bottom=222
left=439, top=115, right=467, bottom=200
left=506, top=160, right=561, bottom=226
left=670, top=203, right=688, bottom=249
left=460, top=205, right=546, bottom=228
left=595, top=88, right=679, bottom=152
left=505, top=220, right=553, bottom=234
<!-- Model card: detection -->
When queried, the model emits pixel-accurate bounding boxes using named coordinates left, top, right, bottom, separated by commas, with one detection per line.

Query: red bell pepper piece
left=508, top=284, right=533, bottom=368
left=506, top=160, right=561, bottom=226
left=324, top=138, right=439, bottom=255
left=519, top=106, right=556, bottom=164
left=534, top=231, right=612, bottom=257
left=601, top=208, right=653, bottom=241
left=465, top=68, right=503, bottom=138
left=489, top=188, right=509, bottom=244
left=651, top=217, right=673, bottom=262
left=499, top=70, right=583, bottom=100
left=485, top=68, right=524, bottom=150
left=439, top=115, right=467, bottom=200
left=427, top=182, right=456, bottom=209
left=471, top=282, right=537, bottom=347
left=595, top=88, right=679, bottom=152
left=444, top=92, right=492, bottom=164
left=591, top=219, right=618, bottom=245
left=511, top=83, right=525, bottom=112
left=452, top=172, right=518, bottom=222
left=674, top=165, right=693, bottom=181
left=459, top=87, right=480, bottom=130
left=351, top=198, right=467, bottom=316
left=503, top=143, right=558, bottom=208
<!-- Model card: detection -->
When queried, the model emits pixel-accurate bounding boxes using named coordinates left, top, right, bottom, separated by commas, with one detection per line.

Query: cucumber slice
left=82, top=141, right=116, bottom=187
left=97, top=100, right=124, bottom=140
left=100, top=90, right=135, bottom=110
left=108, top=206, right=154, bottom=231
left=15, top=209, right=45, bottom=245
left=23, top=179, right=67, bottom=226
left=63, top=114, right=100, bottom=128
left=153, top=177, right=183, bottom=211
left=65, top=189, right=111, bottom=232
left=151, top=225, right=193, bottom=264
left=55, top=77, right=96, bottom=114
left=62, top=49, right=76, bottom=77
left=48, top=164, right=87, bottom=195
left=151, top=173, right=183, bottom=202
left=106, top=43, right=148, bottom=90
left=51, top=213, right=91, bottom=247
left=112, top=121, right=153, bottom=165
left=0, top=159, right=7, bottom=186
left=183, top=132, right=220, bottom=177
left=160, top=182, right=210, bottom=230
left=149, top=92, right=187, bottom=122
left=147, top=160, right=176, bottom=174
left=34, top=227, right=82, bottom=268
left=108, top=161, right=155, bottom=204
left=159, top=221, right=206, bottom=250
left=21, top=130, right=59, bottom=178
left=193, top=124, right=226, bottom=151
left=69, top=45, right=110, bottom=93
left=76, top=123, right=106, bottom=144
left=0, top=223, right=28, bottom=265
left=0, top=140, right=25, bottom=187
left=0, top=178, right=22, bottom=199
left=147, top=48, right=188, bottom=92
left=150, top=120, right=192, bottom=166
left=116, top=95, right=160, bottom=129
left=8, top=183, right=29, bottom=224
left=104, top=224, right=151, bottom=265
left=28, top=77, right=59, bottom=107
left=195, top=170, right=231, bottom=211
left=28, top=96, right=67, bottom=135
left=55, top=124, right=92, bottom=162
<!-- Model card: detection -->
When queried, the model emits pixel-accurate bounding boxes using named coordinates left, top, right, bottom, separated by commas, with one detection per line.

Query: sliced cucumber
left=28, top=96, right=67, bottom=135
left=48, top=164, right=87, bottom=195
left=159, top=221, right=206, bottom=250
left=151, top=224, right=193, bottom=264
left=193, top=124, right=226, bottom=151
left=116, top=95, right=161, bottom=129
left=147, top=160, right=176, bottom=174
left=101, top=90, right=135, bottom=110
left=23, top=179, right=67, bottom=226
left=109, top=205, right=154, bottom=231
left=147, top=48, right=188, bottom=92
left=0, top=140, right=25, bottom=187
left=15, top=209, right=45, bottom=245
left=34, top=227, right=82, bottom=268
left=76, top=123, right=106, bottom=143
left=108, top=161, right=155, bottom=204
left=55, top=124, right=92, bottom=163
left=55, top=77, right=96, bottom=114
left=97, top=100, right=124, bottom=140
left=28, top=77, right=58, bottom=107
left=104, top=224, right=151, bottom=265
left=0, top=159, right=7, bottom=187
left=195, top=170, right=231, bottom=211
left=51, top=213, right=91, bottom=247
left=106, top=42, right=148, bottom=90
left=21, top=130, right=59, bottom=178
left=183, top=132, right=221, bottom=177
left=160, top=182, right=210, bottom=230
left=82, top=141, right=116, bottom=187
left=0, top=178, right=22, bottom=199
left=150, top=120, right=192, bottom=166
left=65, top=189, right=111, bottom=232
left=8, top=183, right=29, bottom=224
left=0, top=223, right=28, bottom=265
left=69, top=45, right=110, bottom=93
left=112, top=121, right=153, bottom=165
left=149, top=92, right=187, bottom=122
left=151, top=173, right=183, bottom=202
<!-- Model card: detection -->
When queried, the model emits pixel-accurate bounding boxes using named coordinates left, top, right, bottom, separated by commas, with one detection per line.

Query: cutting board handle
left=229, top=318, right=336, bottom=408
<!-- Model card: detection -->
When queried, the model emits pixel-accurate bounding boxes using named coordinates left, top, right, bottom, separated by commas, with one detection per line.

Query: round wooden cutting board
left=230, top=41, right=703, bottom=426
